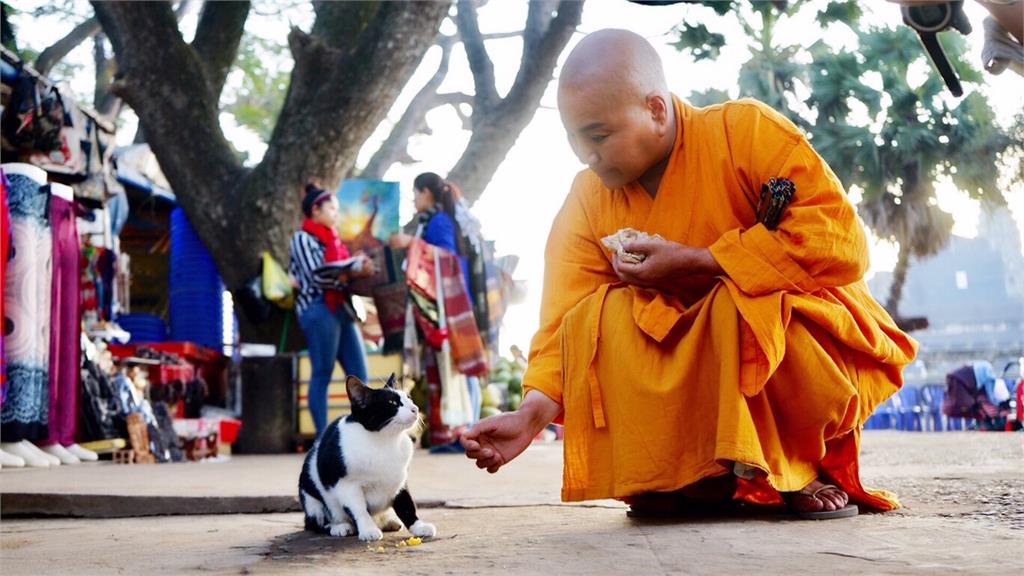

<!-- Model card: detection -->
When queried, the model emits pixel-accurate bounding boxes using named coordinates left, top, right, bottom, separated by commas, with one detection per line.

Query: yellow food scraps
left=406, top=537, right=423, bottom=546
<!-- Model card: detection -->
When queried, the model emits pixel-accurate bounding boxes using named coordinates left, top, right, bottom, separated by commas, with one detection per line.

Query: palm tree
left=671, top=1, right=1017, bottom=327
left=807, top=26, right=1013, bottom=322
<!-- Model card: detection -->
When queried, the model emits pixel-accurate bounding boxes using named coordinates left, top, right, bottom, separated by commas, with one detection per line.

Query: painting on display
left=334, top=179, right=401, bottom=251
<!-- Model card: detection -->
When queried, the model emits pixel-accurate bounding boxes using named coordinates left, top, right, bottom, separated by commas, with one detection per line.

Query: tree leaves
left=225, top=34, right=289, bottom=143
left=672, top=22, right=725, bottom=62
left=668, top=1, right=1017, bottom=316
left=816, top=0, right=862, bottom=27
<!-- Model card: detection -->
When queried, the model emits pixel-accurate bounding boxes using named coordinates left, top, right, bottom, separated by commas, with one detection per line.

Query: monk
left=461, top=29, right=917, bottom=519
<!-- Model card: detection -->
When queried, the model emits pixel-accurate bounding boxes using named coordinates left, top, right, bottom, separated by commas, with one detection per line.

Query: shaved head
left=560, top=29, right=669, bottom=106
left=557, top=29, right=676, bottom=194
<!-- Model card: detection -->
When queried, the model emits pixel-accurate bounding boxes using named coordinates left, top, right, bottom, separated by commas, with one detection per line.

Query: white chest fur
left=338, top=421, right=414, bottom=512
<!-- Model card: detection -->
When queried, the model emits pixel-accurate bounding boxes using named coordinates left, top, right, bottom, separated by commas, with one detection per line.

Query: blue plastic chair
left=896, top=387, right=925, bottom=431
left=869, top=396, right=898, bottom=430
left=921, top=384, right=946, bottom=431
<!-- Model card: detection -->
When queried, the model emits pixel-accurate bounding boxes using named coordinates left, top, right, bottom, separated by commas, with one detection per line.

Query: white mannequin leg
left=0, top=447, right=27, bottom=468
left=65, top=443, right=99, bottom=462
left=41, top=443, right=81, bottom=464
left=26, top=441, right=61, bottom=466
left=0, top=442, right=50, bottom=467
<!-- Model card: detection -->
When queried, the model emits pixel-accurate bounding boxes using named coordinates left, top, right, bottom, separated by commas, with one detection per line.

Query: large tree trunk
left=93, top=1, right=449, bottom=342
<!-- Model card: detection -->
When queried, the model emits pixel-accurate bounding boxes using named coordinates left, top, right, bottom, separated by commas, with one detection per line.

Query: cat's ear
left=346, top=375, right=370, bottom=407
left=384, top=373, right=397, bottom=389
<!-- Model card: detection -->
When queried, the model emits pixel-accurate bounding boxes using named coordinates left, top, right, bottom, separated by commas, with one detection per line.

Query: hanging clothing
left=406, top=238, right=487, bottom=377
left=1, top=169, right=10, bottom=406
left=1, top=164, right=53, bottom=441
left=523, top=97, right=917, bottom=508
left=45, top=194, right=81, bottom=446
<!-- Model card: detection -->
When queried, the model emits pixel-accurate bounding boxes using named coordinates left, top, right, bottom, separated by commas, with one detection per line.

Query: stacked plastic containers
left=116, top=313, right=168, bottom=343
left=169, top=207, right=223, bottom=349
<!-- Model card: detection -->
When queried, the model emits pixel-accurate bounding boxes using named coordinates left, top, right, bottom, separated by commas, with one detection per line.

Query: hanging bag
left=260, top=251, right=294, bottom=309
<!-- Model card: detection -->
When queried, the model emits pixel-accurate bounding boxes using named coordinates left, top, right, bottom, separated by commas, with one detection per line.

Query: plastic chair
left=869, top=396, right=898, bottom=430
left=896, top=387, right=925, bottom=431
left=921, top=384, right=946, bottom=431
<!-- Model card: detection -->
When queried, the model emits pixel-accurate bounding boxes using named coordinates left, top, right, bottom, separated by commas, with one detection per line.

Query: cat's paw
left=409, top=520, right=436, bottom=538
left=328, top=522, right=355, bottom=537
left=358, top=526, right=384, bottom=542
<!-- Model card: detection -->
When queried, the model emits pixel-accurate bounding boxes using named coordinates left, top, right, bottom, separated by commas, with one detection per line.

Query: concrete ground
left=1, top=431, right=1022, bottom=575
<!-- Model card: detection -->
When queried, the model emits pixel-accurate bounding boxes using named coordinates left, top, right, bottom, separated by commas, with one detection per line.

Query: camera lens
left=907, top=4, right=952, bottom=33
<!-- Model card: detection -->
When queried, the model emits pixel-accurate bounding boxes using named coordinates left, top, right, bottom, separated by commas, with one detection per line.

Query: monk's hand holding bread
left=611, top=233, right=723, bottom=292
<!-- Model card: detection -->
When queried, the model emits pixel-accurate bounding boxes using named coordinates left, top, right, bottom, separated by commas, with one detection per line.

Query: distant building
left=867, top=208, right=1024, bottom=383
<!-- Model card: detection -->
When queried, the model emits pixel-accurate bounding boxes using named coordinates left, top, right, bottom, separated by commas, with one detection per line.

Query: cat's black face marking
left=346, top=375, right=408, bottom=432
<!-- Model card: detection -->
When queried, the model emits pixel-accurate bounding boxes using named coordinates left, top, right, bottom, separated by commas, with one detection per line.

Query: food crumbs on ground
left=406, top=537, right=423, bottom=546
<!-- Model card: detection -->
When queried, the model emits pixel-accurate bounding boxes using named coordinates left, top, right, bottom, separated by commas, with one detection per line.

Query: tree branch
left=261, top=1, right=448, bottom=190
left=191, top=0, right=250, bottom=104
left=456, top=0, right=499, bottom=109
left=360, top=34, right=459, bottom=179
left=311, top=0, right=381, bottom=52
left=34, top=17, right=101, bottom=76
left=523, top=0, right=557, bottom=55
left=507, top=0, right=582, bottom=109
left=448, top=0, right=583, bottom=205
left=91, top=0, right=244, bottom=239
left=92, top=33, right=120, bottom=118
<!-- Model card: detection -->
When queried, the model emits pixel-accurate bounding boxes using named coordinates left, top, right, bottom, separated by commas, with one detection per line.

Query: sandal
left=783, top=483, right=859, bottom=520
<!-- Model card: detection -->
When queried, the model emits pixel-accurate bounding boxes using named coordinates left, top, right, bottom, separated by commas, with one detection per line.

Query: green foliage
left=2, top=2, right=19, bottom=52
left=671, top=22, right=725, bottom=62
left=224, top=33, right=290, bottom=143
left=668, top=0, right=1019, bottom=312
left=816, top=0, right=862, bottom=27
left=688, top=87, right=730, bottom=107
left=677, top=0, right=737, bottom=16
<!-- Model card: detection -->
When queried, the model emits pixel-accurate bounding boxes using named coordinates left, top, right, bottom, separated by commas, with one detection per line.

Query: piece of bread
left=600, top=227, right=663, bottom=264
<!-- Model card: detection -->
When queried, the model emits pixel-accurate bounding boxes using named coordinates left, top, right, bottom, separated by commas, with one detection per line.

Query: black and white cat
left=299, top=374, right=436, bottom=541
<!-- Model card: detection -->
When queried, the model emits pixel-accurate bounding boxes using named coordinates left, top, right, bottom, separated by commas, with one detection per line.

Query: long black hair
left=414, top=172, right=467, bottom=256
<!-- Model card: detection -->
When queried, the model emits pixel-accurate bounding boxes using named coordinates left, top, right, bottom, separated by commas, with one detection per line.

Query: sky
left=11, top=0, right=1024, bottom=355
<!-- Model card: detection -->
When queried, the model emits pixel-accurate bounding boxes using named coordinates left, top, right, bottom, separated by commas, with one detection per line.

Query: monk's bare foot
left=784, top=479, right=849, bottom=513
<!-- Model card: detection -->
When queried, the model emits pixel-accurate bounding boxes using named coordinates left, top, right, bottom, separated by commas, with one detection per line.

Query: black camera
left=901, top=1, right=973, bottom=96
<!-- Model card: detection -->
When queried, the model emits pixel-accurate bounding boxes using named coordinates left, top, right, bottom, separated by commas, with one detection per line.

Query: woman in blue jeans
left=289, top=183, right=374, bottom=436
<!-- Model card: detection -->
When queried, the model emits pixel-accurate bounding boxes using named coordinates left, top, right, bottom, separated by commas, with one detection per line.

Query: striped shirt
left=289, top=230, right=337, bottom=317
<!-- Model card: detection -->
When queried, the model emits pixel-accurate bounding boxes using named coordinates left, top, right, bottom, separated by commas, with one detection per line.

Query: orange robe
left=523, top=96, right=917, bottom=509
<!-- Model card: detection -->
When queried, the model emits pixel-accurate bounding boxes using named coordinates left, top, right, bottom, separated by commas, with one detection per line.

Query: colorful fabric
left=406, top=238, right=487, bottom=377
left=1, top=167, right=53, bottom=441
left=46, top=195, right=81, bottom=446
left=1, top=169, right=9, bottom=405
left=523, top=97, right=917, bottom=508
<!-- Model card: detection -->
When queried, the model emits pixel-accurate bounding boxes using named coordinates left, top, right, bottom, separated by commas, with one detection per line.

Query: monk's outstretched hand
left=613, top=237, right=723, bottom=291
left=461, top=390, right=560, bottom=473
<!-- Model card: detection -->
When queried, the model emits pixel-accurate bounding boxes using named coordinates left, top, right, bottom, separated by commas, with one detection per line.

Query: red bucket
left=219, top=419, right=242, bottom=444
